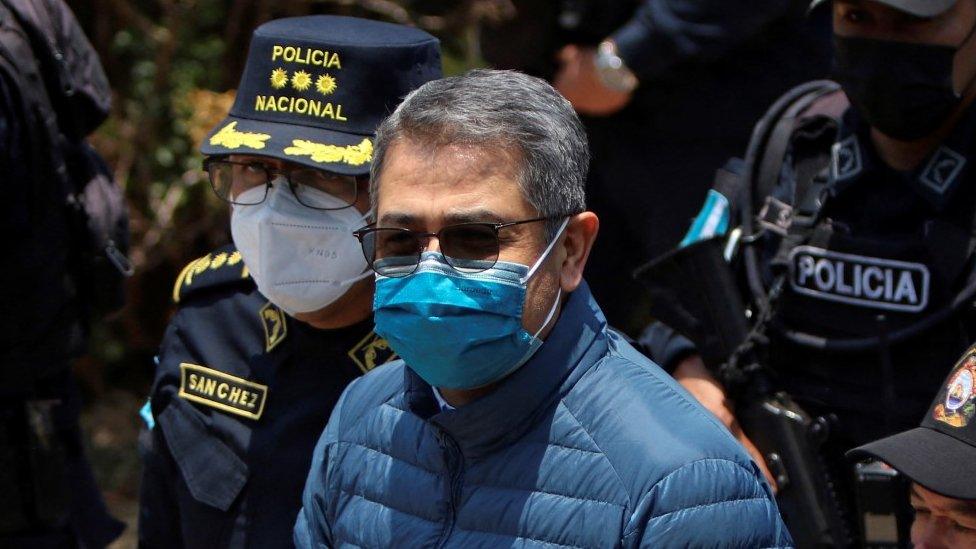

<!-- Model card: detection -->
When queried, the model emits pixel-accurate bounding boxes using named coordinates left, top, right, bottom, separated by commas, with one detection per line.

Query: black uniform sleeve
left=637, top=322, right=697, bottom=373
left=611, top=0, right=799, bottom=80
left=0, top=73, right=26, bottom=196
left=138, top=425, right=184, bottom=548
left=138, top=322, right=186, bottom=548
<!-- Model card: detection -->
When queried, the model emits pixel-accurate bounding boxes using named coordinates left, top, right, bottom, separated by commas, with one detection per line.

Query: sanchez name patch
left=789, top=246, right=930, bottom=313
left=178, top=363, right=268, bottom=420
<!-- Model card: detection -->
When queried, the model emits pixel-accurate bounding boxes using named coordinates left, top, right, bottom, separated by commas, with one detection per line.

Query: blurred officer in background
left=849, top=344, right=976, bottom=548
left=639, top=0, right=976, bottom=545
left=480, top=0, right=832, bottom=333
left=1, top=0, right=128, bottom=546
left=137, top=16, right=440, bottom=548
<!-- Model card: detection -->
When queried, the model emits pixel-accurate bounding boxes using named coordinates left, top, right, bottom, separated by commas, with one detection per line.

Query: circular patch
left=946, top=368, right=974, bottom=412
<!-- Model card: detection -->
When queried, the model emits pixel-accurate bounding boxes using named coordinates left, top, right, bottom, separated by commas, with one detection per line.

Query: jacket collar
left=402, top=281, right=610, bottom=459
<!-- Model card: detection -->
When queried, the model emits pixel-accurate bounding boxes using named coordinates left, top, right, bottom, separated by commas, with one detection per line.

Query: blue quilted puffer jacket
left=295, top=282, right=791, bottom=548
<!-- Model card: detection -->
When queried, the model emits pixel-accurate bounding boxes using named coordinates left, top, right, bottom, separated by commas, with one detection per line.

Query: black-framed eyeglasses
left=353, top=216, right=567, bottom=277
left=204, top=157, right=365, bottom=211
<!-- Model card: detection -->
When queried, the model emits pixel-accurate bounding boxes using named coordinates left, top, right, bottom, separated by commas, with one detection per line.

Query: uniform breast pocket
left=156, top=398, right=250, bottom=547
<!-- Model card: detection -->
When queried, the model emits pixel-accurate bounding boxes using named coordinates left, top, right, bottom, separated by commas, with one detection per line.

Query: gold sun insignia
left=291, top=70, right=312, bottom=92
left=315, top=74, right=338, bottom=96
left=270, top=68, right=288, bottom=89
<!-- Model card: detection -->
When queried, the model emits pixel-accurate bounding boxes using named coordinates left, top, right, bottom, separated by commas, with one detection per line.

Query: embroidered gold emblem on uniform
left=260, top=302, right=288, bottom=352
left=178, top=363, right=268, bottom=420
left=348, top=331, right=397, bottom=374
left=172, top=250, right=251, bottom=303
left=934, top=353, right=976, bottom=428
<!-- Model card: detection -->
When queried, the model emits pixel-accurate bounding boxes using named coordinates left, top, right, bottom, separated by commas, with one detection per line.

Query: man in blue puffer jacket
left=295, top=69, right=791, bottom=548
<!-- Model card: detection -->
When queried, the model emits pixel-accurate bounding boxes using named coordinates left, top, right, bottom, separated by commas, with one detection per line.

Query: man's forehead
left=376, top=139, right=530, bottom=213
left=829, top=0, right=957, bottom=18
left=388, top=139, right=520, bottom=176
left=913, top=484, right=976, bottom=516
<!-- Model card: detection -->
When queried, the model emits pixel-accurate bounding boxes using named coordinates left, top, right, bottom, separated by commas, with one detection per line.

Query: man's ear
left=559, top=212, right=599, bottom=292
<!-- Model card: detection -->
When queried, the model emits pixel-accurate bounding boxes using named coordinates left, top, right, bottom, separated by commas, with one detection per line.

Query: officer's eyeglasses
left=204, top=157, right=364, bottom=210
left=353, top=216, right=567, bottom=277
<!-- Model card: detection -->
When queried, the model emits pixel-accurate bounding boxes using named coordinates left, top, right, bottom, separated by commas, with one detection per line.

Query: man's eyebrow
left=948, top=498, right=976, bottom=516
left=442, top=209, right=506, bottom=225
left=911, top=485, right=976, bottom=515
left=377, top=212, right=417, bottom=226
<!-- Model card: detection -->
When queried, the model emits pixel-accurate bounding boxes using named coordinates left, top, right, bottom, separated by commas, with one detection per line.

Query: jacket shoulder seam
left=556, top=399, right=631, bottom=509
left=649, top=496, right=770, bottom=522
left=609, top=354, right=742, bottom=450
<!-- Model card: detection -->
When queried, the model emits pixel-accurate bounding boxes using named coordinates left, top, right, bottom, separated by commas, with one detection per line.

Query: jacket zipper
left=435, top=431, right=465, bottom=549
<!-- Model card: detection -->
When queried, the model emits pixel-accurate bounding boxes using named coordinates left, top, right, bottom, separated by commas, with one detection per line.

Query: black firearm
left=634, top=236, right=851, bottom=547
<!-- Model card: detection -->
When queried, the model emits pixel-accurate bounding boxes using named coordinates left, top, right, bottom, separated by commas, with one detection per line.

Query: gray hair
left=370, top=69, right=589, bottom=239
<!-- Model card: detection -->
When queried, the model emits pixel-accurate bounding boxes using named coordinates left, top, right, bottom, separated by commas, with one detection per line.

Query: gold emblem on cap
left=316, top=74, right=337, bottom=96
left=270, top=68, right=288, bottom=89
left=283, top=138, right=372, bottom=166
left=209, top=122, right=271, bottom=150
left=292, top=70, right=312, bottom=92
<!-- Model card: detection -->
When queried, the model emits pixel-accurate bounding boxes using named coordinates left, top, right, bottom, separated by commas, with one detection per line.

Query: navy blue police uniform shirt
left=139, top=244, right=395, bottom=548
left=644, top=104, right=976, bottom=449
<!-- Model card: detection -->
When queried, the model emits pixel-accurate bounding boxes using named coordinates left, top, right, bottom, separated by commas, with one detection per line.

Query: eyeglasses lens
left=208, top=161, right=268, bottom=205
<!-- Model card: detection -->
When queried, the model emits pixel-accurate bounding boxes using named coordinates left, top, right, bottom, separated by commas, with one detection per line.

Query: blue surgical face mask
left=373, top=219, right=568, bottom=390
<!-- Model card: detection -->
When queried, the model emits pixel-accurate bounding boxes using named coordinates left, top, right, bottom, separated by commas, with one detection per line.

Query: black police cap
left=849, top=344, right=976, bottom=500
left=201, top=15, right=441, bottom=174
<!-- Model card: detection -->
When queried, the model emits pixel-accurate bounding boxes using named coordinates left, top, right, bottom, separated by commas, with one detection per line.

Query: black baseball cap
left=200, top=15, right=441, bottom=175
left=848, top=345, right=976, bottom=500
left=809, top=0, right=957, bottom=17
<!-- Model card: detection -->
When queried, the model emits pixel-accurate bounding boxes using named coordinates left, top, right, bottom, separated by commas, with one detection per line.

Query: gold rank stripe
left=172, top=251, right=249, bottom=303
left=178, top=363, right=268, bottom=420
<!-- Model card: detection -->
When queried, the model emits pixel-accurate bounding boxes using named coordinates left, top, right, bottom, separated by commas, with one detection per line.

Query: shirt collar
left=402, top=280, right=610, bottom=460
left=430, top=387, right=455, bottom=412
left=829, top=107, right=973, bottom=211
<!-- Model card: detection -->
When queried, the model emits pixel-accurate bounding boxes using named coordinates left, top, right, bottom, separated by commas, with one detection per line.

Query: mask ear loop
left=521, top=217, right=571, bottom=284
left=531, top=287, right=562, bottom=339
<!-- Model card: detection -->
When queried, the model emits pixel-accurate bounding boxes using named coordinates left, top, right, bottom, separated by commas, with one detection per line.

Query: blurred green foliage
left=68, top=0, right=510, bottom=397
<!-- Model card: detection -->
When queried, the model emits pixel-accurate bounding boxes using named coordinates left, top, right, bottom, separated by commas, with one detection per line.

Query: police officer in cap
left=638, top=0, right=976, bottom=545
left=849, top=344, right=976, bottom=547
left=137, top=16, right=440, bottom=547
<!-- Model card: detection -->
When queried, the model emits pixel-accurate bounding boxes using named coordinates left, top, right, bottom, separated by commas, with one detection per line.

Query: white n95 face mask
left=231, top=179, right=371, bottom=316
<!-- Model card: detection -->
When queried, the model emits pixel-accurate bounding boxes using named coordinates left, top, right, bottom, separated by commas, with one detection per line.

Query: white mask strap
left=339, top=268, right=373, bottom=287
left=532, top=287, right=562, bottom=339
left=522, top=217, right=570, bottom=284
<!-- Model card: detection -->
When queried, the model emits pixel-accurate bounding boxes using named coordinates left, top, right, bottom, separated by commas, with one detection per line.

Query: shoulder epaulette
left=173, top=244, right=252, bottom=304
